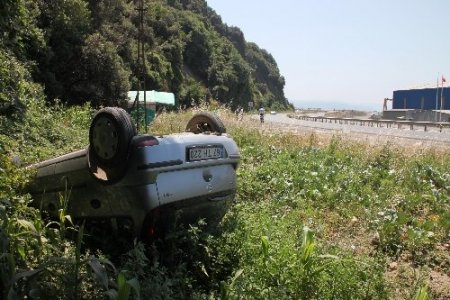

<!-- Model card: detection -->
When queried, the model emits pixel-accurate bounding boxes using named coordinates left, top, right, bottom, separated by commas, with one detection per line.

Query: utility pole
left=436, top=74, right=439, bottom=122
left=136, top=0, right=148, bottom=131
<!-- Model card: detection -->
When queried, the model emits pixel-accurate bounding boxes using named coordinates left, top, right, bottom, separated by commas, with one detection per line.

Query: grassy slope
left=153, top=110, right=450, bottom=299
left=1, top=106, right=450, bottom=298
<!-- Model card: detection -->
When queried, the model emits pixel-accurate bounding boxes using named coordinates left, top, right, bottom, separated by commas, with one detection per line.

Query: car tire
left=89, top=107, right=136, bottom=167
left=185, top=112, right=226, bottom=134
left=88, top=107, right=135, bottom=183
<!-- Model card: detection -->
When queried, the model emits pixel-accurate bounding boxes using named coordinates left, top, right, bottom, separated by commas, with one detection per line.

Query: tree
left=178, top=78, right=207, bottom=107
left=207, top=42, right=253, bottom=108
left=74, top=33, right=131, bottom=106
left=0, top=0, right=291, bottom=109
left=246, top=42, right=289, bottom=107
left=0, top=50, right=27, bottom=115
left=35, top=0, right=92, bottom=103
left=182, top=15, right=213, bottom=81
left=225, top=26, right=245, bottom=56
left=0, top=0, right=45, bottom=61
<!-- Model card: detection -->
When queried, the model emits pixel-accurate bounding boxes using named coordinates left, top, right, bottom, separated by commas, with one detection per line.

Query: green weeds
left=2, top=105, right=450, bottom=298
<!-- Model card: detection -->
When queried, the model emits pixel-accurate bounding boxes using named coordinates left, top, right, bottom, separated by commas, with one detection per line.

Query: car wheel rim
left=92, top=116, right=119, bottom=160
left=197, top=122, right=211, bottom=132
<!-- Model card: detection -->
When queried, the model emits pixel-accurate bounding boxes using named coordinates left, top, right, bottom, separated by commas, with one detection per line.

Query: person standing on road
left=258, top=106, right=265, bottom=123
left=235, top=106, right=240, bottom=120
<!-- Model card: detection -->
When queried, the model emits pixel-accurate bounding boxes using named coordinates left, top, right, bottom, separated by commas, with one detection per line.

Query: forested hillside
left=0, top=0, right=291, bottom=110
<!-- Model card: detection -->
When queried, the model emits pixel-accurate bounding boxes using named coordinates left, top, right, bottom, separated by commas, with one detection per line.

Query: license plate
left=188, top=146, right=223, bottom=161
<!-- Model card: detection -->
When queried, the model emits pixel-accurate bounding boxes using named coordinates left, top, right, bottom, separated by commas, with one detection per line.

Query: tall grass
left=1, top=104, right=450, bottom=298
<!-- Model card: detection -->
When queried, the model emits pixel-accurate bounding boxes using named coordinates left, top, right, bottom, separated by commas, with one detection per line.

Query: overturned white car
left=27, top=108, right=240, bottom=241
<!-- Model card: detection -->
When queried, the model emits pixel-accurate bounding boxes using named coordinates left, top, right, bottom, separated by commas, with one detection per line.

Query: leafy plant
left=2, top=103, right=450, bottom=298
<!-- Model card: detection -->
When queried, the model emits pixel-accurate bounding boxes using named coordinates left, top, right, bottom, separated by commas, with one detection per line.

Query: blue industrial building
left=392, top=87, right=450, bottom=110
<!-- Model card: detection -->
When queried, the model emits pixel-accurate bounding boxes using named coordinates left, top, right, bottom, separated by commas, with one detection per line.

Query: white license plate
left=189, top=146, right=223, bottom=161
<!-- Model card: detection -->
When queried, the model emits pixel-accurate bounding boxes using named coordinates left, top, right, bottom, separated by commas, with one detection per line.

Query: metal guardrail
left=287, top=114, right=450, bottom=133
left=228, top=114, right=450, bottom=148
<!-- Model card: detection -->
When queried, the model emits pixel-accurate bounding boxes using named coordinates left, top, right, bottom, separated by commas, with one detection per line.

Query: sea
left=292, top=100, right=380, bottom=112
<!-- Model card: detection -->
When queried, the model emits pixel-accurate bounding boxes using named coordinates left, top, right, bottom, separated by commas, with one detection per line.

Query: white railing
left=287, top=114, right=450, bottom=133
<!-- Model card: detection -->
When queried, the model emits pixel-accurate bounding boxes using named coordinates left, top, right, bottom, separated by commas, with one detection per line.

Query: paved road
left=258, top=113, right=450, bottom=147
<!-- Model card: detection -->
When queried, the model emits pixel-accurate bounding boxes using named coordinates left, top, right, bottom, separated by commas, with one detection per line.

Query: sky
left=207, top=0, right=450, bottom=111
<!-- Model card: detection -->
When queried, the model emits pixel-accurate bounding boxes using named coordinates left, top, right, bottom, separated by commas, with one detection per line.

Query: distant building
left=392, top=87, right=450, bottom=110
left=383, top=86, right=450, bottom=122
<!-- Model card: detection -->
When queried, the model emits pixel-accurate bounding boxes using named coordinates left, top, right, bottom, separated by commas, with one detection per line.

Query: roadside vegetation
left=1, top=0, right=291, bottom=110
left=2, top=100, right=450, bottom=299
left=3, top=1, right=448, bottom=299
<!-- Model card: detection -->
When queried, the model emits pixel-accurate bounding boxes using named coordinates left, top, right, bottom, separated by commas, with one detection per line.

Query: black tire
left=89, top=107, right=136, bottom=167
left=185, top=112, right=226, bottom=134
left=116, top=107, right=137, bottom=140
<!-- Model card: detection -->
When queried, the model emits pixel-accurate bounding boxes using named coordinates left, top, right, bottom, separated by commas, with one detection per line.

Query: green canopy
left=127, top=90, right=175, bottom=105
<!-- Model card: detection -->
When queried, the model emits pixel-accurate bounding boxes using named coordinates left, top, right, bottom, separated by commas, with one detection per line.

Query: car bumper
left=140, top=189, right=235, bottom=239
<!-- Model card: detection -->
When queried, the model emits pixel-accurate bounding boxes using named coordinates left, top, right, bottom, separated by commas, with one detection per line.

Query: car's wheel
left=185, top=112, right=226, bottom=134
left=88, top=107, right=135, bottom=183
left=89, top=107, right=136, bottom=166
